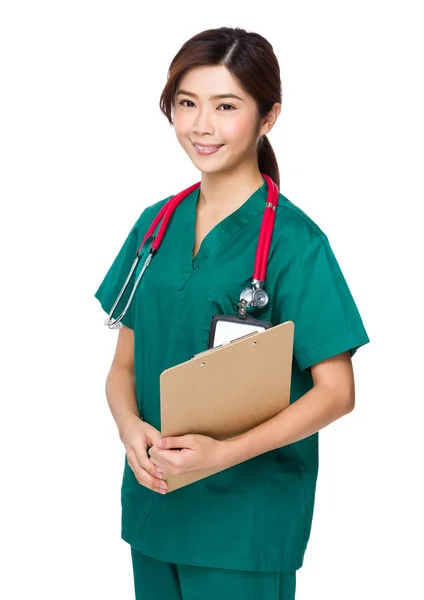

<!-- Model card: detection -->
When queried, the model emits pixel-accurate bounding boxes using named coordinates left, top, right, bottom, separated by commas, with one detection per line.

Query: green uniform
left=94, top=177, right=369, bottom=574
left=130, top=546, right=296, bottom=599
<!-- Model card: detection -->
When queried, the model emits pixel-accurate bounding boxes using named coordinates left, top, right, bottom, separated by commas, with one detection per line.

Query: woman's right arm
left=105, top=324, right=140, bottom=440
left=105, top=325, right=168, bottom=494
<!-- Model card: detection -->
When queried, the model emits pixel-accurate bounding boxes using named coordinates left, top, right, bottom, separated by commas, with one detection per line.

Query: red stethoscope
left=104, top=173, right=279, bottom=330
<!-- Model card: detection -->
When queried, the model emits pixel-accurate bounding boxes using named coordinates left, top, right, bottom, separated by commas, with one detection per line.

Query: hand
left=120, top=416, right=168, bottom=494
left=148, top=434, right=226, bottom=479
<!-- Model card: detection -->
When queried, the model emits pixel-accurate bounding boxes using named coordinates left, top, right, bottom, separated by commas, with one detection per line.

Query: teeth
left=195, top=144, right=220, bottom=150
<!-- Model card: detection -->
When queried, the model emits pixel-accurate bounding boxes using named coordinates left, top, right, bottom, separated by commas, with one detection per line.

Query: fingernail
left=156, top=473, right=163, bottom=479
left=160, top=482, right=168, bottom=490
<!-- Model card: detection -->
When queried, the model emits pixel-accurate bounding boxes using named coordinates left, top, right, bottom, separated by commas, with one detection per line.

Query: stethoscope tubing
left=104, top=174, right=278, bottom=329
left=140, top=181, right=201, bottom=255
left=254, top=177, right=278, bottom=283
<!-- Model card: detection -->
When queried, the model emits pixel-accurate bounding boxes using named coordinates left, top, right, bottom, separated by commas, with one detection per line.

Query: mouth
left=191, top=142, right=224, bottom=155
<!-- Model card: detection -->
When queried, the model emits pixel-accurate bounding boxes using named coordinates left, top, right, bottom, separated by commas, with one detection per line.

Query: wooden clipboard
left=159, top=320, right=294, bottom=492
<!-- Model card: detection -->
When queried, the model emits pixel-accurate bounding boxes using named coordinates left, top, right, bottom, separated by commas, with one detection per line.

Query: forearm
left=105, top=364, right=142, bottom=442
left=221, top=384, right=354, bottom=469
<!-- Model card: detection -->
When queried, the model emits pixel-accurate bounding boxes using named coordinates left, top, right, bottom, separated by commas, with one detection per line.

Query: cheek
left=223, top=116, right=256, bottom=147
left=173, top=115, right=191, bottom=142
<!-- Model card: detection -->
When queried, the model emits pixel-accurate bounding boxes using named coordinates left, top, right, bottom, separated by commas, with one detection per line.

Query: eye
left=218, top=104, right=236, bottom=111
left=178, top=99, right=195, bottom=107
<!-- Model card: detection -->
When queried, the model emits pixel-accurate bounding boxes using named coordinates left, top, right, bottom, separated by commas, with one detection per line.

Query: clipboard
left=159, top=320, right=294, bottom=493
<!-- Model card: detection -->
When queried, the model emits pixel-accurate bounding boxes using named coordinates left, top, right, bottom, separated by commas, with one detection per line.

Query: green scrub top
left=94, top=177, right=370, bottom=573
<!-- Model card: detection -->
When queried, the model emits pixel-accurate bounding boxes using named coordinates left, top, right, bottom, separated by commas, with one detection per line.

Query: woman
left=94, top=26, right=370, bottom=600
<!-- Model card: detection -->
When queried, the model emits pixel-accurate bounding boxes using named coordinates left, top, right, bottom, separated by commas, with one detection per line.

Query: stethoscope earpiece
left=104, top=318, right=123, bottom=330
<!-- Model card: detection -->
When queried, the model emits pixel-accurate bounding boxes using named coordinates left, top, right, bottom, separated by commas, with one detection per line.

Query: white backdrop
left=1, top=1, right=423, bottom=599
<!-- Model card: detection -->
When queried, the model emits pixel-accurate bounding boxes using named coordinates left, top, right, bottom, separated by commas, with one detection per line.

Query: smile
left=192, top=142, right=224, bottom=155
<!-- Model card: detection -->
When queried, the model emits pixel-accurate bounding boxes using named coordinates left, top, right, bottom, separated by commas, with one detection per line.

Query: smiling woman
left=94, top=25, right=369, bottom=600
left=160, top=36, right=281, bottom=195
left=172, top=68, right=262, bottom=168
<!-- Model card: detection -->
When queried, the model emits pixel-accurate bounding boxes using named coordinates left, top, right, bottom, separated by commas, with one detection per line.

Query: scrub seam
left=279, top=235, right=327, bottom=325
left=123, top=535, right=303, bottom=571
left=289, top=444, right=309, bottom=555
left=296, top=326, right=369, bottom=356
left=276, top=200, right=324, bottom=237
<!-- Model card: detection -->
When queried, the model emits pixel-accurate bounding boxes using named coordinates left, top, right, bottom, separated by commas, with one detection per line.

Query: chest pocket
left=200, top=283, right=275, bottom=351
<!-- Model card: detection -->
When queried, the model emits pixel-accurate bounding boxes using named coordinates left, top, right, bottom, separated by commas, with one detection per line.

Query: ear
left=259, top=102, right=282, bottom=137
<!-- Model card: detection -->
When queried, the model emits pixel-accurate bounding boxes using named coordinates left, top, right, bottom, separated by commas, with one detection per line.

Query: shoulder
left=143, top=195, right=173, bottom=219
left=131, top=195, right=173, bottom=234
left=273, top=191, right=327, bottom=253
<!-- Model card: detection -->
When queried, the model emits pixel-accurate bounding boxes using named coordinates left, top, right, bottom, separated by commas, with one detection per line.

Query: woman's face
left=173, top=65, right=262, bottom=176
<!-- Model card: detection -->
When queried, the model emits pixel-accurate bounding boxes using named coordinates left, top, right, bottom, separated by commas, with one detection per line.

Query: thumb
left=157, top=435, right=192, bottom=450
left=142, top=423, right=162, bottom=446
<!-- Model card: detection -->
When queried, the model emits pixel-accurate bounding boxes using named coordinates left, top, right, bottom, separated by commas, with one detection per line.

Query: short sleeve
left=276, top=233, right=370, bottom=372
left=94, top=212, right=147, bottom=330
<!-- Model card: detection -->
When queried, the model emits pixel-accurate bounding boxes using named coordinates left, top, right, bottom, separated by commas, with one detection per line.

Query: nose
left=192, top=106, right=215, bottom=136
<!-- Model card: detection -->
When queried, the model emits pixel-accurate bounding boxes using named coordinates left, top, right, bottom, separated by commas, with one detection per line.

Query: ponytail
left=258, top=135, right=280, bottom=190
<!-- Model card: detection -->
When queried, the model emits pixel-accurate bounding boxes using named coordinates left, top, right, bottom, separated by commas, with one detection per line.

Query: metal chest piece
left=238, top=281, right=269, bottom=318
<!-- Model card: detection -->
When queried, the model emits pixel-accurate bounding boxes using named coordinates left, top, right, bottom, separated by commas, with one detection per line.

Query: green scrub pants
left=131, top=546, right=296, bottom=600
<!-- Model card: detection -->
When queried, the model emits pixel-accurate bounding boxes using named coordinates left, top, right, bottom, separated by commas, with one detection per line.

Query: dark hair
left=159, top=27, right=282, bottom=189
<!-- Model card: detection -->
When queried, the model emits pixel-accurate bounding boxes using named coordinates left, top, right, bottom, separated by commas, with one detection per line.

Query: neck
left=198, top=165, right=265, bottom=214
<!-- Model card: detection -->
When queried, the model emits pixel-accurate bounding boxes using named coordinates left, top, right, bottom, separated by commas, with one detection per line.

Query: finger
left=151, top=448, right=183, bottom=476
left=127, top=450, right=168, bottom=494
left=157, top=434, right=194, bottom=450
left=150, top=446, right=181, bottom=469
left=128, top=446, right=163, bottom=481
left=147, top=447, right=158, bottom=467
left=149, top=455, right=163, bottom=472
left=134, top=446, right=163, bottom=479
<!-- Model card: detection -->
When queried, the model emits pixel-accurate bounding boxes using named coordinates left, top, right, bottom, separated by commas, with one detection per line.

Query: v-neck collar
left=178, top=177, right=268, bottom=286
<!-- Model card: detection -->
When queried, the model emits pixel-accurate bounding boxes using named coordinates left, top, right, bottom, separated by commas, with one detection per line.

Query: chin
left=189, top=156, right=238, bottom=177
left=192, top=163, right=227, bottom=177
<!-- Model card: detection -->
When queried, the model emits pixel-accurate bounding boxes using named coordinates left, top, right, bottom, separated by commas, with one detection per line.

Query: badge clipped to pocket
left=207, top=313, right=272, bottom=350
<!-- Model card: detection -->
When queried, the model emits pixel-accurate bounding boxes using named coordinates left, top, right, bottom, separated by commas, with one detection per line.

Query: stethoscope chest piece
left=239, top=282, right=269, bottom=316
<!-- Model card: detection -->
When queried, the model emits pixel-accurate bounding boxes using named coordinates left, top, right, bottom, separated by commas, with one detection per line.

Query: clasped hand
left=148, top=433, right=225, bottom=479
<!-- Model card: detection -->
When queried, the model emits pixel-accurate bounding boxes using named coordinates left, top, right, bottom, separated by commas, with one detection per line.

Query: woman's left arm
left=149, top=350, right=355, bottom=476
left=219, top=350, right=355, bottom=469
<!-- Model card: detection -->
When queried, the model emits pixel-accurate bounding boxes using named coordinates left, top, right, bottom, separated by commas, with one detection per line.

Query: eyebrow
left=175, top=89, right=245, bottom=102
